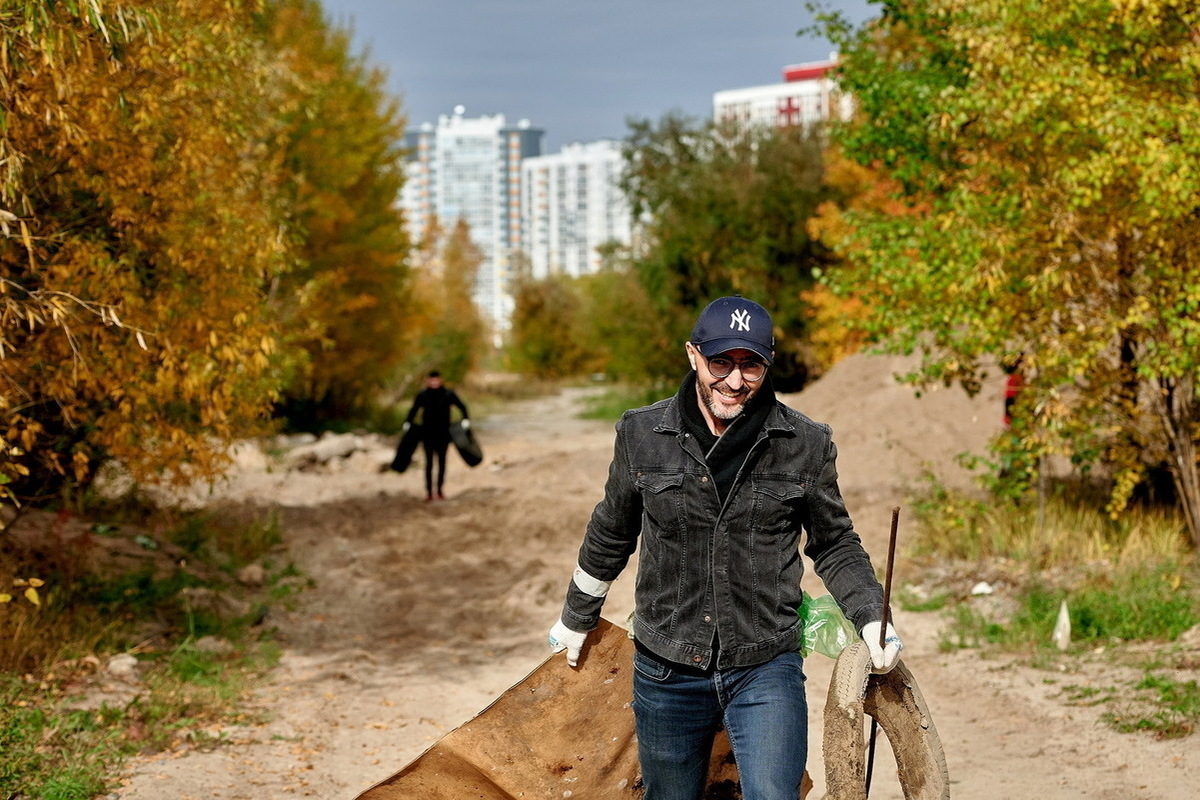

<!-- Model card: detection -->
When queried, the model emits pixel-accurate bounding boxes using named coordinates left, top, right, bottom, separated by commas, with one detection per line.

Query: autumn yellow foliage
left=402, top=219, right=489, bottom=385
left=1, top=1, right=416, bottom=505
left=264, top=0, right=414, bottom=424
left=816, top=0, right=1200, bottom=545
left=1, top=1, right=290, bottom=505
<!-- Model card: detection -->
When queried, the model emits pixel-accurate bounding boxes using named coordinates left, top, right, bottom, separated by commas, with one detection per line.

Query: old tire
left=822, top=641, right=949, bottom=800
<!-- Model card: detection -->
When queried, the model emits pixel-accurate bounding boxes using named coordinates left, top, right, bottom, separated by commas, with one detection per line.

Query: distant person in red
left=1003, top=356, right=1025, bottom=427
left=405, top=371, right=469, bottom=501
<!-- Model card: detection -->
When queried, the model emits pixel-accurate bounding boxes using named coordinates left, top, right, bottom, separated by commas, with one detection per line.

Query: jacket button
left=701, top=476, right=708, bottom=483
left=693, top=655, right=703, bottom=663
left=704, top=615, right=711, bottom=622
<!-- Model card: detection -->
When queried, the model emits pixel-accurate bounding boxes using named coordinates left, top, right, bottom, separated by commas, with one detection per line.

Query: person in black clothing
left=405, top=371, right=469, bottom=500
left=547, top=297, right=902, bottom=800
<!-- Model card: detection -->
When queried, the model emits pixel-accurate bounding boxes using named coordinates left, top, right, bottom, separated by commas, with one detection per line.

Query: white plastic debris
left=1052, top=600, right=1071, bottom=651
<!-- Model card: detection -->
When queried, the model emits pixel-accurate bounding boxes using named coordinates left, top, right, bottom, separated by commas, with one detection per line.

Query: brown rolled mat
left=356, top=617, right=816, bottom=800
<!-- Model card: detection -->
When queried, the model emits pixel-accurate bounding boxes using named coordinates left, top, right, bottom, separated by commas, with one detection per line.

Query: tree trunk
left=1153, top=375, right=1200, bottom=549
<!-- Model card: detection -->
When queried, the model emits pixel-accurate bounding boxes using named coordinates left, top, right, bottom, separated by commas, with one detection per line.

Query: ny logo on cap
left=731, top=309, right=751, bottom=332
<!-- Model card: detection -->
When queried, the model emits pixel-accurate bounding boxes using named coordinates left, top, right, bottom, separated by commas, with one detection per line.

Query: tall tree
left=575, top=244, right=677, bottom=385
left=621, top=114, right=834, bottom=390
left=405, top=219, right=488, bottom=385
left=508, top=273, right=596, bottom=379
left=504, top=244, right=677, bottom=385
left=260, top=0, right=413, bottom=426
left=812, top=0, right=1200, bottom=544
left=1, top=1, right=291, bottom=505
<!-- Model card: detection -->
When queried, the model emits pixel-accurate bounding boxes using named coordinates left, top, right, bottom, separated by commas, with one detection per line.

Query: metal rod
left=866, top=506, right=900, bottom=797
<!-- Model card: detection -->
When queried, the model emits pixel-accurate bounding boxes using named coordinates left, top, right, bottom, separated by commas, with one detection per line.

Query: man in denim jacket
left=549, top=296, right=903, bottom=800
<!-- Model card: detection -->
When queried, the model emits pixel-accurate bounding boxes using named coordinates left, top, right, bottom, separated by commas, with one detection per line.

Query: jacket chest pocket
left=635, top=472, right=686, bottom=534
left=750, top=477, right=806, bottom=533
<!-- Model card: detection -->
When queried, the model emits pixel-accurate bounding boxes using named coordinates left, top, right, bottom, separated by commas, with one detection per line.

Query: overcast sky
left=317, top=1, right=876, bottom=151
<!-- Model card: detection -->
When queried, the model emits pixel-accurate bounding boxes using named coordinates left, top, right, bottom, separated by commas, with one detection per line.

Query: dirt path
left=112, top=363, right=1199, bottom=799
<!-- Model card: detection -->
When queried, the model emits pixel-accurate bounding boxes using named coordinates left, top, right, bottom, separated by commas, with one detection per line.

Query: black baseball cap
left=690, top=296, right=774, bottom=364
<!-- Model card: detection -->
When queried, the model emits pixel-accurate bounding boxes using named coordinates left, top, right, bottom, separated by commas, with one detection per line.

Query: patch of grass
left=1061, top=684, right=1119, bottom=706
left=1, top=506, right=299, bottom=796
left=266, top=561, right=311, bottom=604
left=0, top=680, right=120, bottom=799
left=938, top=603, right=1007, bottom=651
left=169, top=509, right=282, bottom=569
left=170, top=514, right=210, bottom=555
left=939, top=565, right=1198, bottom=653
left=579, top=384, right=671, bottom=422
left=1011, top=567, right=1196, bottom=649
left=165, top=640, right=224, bottom=684
left=1070, top=570, right=1196, bottom=642
left=80, top=566, right=201, bottom=613
left=896, top=585, right=950, bottom=613
left=910, top=475, right=1200, bottom=738
left=40, top=771, right=109, bottom=800
left=0, top=635, right=279, bottom=799
left=0, top=590, right=123, bottom=678
left=1103, top=674, right=1200, bottom=739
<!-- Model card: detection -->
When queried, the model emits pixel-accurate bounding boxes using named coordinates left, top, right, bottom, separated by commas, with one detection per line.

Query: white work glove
left=461, top=418, right=471, bottom=430
left=548, top=617, right=589, bottom=667
left=861, top=621, right=903, bottom=673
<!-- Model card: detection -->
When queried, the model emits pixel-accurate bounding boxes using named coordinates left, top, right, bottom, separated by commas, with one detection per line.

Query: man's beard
left=698, top=378, right=754, bottom=420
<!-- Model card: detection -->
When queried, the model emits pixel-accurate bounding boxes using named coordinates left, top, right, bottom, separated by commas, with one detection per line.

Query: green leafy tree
left=1, top=1, right=292, bottom=505
left=621, top=114, right=835, bottom=389
left=261, top=0, right=413, bottom=427
left=404, top=219, right=488, bottom=386
left=505, top=242, right=674, bottom=384
left=812, top=0, right=1200, bottom=544
left=508, top=273, right=596, bottom=379
left=574, top=244, right=679, bottom=385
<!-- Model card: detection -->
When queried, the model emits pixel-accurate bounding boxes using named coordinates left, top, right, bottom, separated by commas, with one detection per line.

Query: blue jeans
left=632, top=649, right=808, bottom=800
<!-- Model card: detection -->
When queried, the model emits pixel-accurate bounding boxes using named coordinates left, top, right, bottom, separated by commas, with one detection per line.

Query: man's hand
left=548, top=618, right=588, bottom=667
left=861, top=621, right=903, bottom=673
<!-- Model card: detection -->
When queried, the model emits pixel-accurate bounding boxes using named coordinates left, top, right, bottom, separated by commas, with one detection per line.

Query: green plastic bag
left=797, top=593, right=859, bottom=658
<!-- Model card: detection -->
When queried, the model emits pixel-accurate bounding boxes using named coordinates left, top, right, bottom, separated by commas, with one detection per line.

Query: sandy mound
left=785, top=351, right=1004, bottom=507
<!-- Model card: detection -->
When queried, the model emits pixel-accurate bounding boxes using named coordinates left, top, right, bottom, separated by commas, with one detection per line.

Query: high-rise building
left=400, top=107, right=544, bottom=327
left=712, top=57, right=853, bottom=130
left=520, top=140, right=632, bottom=280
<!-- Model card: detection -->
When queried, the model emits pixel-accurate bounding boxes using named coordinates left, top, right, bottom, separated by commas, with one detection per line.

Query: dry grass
left=1, top=502, right=289, bottom=796
left=909, top=479, right=1192, bottom=569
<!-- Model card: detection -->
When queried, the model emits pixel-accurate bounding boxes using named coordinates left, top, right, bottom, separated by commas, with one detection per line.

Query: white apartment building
left=401, top=107, right=544, bottom=327
left=712, top=58, right=853, bottom=130
left=520, top=140, right=632, bottom=280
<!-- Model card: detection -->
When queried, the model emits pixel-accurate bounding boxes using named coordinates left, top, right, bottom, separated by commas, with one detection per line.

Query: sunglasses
left=702, top=354, right=767, bottom=382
